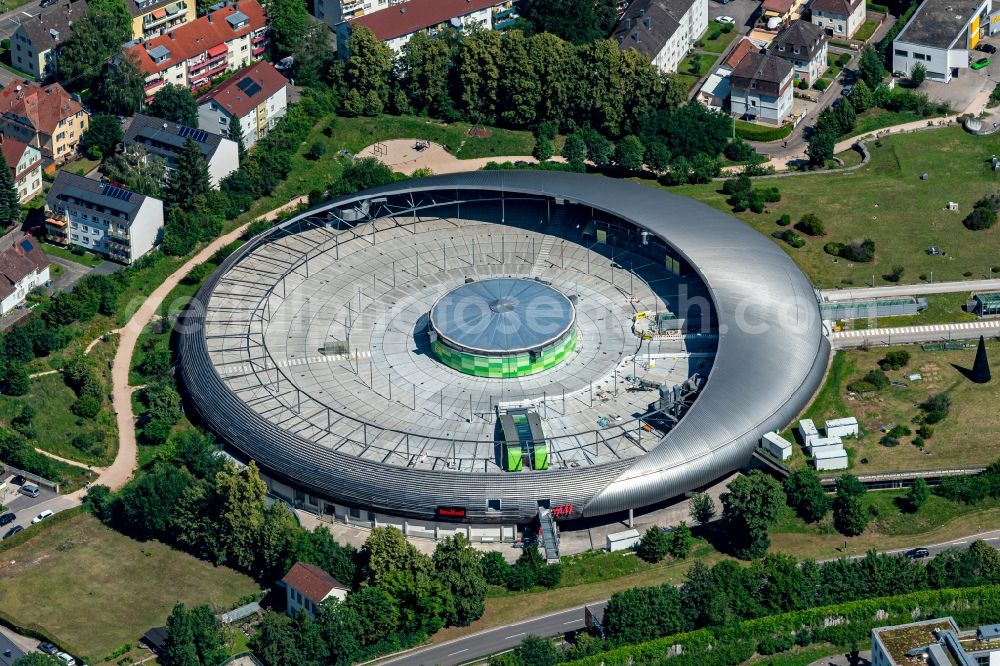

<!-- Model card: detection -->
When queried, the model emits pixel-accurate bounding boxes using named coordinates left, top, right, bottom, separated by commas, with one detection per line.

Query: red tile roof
left=0, top=237, right=48, bottom=300
left=351, top=0, right=500, bottom=41
left=810, top=0, right=861, bottom=16
left=126, top=0, right=267, bottom=75
left=198, top=61, right=288, bottom=119
left=281, top=562, right=346, bottom=604
left=762, top=0, right=794, bottom=14
left=0, top=135, right=39, bottom=180
left=0, top=81, right=84, bottom=135
left=724, top=38, right=757, bottom=68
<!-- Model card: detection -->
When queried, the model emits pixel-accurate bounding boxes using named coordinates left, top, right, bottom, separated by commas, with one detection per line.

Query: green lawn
left=0, top=339, right=118, bottom=470
left=60, top=156, right=100, bottom=177
left=0, top=512, right=259, bottom=662
left=674, top=127, right=1000, bottom=288
left=701, top=25, right=739, bottom=54
left=853, top=19, right=880, bottom=42
left=844, top=108, right=929, bottom=139
left=37, top=240, right=104, bottom=267
left=787, top=342, right=1000, bottom=472
left=849, top=293, right=977, bottom=330
left=835, top=147, right=864, bottom=168
left=680, top=53, right=712, bottom=77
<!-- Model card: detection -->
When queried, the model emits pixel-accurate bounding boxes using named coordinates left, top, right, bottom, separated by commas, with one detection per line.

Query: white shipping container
left=607, top=529, right=641, bottom=552
left=813, top=446, right=848, bottom=471
left=761, top=432, right=793, bottom=461
left=798, top=419, right=819, bottom=446
left=825, top=417, right=859, bottom=438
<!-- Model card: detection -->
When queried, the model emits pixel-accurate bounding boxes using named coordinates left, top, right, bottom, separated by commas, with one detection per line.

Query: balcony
left=143, top=6, right=186, bottom=31
left=188, top=51, right=226, bottom=75
left=252, top=33, right=267, bottom=44
left=189, top=62, right=228, bottom=88
left=341, top=0, right=362, bottom=12
left=495, top=17, right=517, bottom=30
left=252, top=45, right=266, bottom=56
left=144, top=78, right=165, bottom=92
left=495, top=6, right=516, bottom=18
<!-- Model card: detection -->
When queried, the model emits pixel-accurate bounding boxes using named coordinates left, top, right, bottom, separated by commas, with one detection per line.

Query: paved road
left=822, top=278, right=1000, bottom=302
left=379, top=531, right=1000, bottom=666
left=832, top=319, right=1000, bottom=348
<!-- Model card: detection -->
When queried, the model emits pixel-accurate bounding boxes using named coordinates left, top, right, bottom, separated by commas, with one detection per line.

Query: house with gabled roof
left=770, top=19, right=828, bottom=84
left=0, top=80, right=88, bottom=163
left=729, top=51, right=794, bottom=124
left=10, top=0, right=87, bottom=80
left=0, top=237, right=49, bottom=315
left=280, top=562, right=348, bottom=618
left=197, top=61, right=288, bottom=149
left=809, top=0, right=866, bottom=38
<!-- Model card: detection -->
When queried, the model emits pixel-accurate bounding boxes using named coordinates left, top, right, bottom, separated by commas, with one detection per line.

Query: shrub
left=837, top=53, right=851, bottom=67
left=883, top=265, right=905, bottom=282
left=305, top=141, right=326, bottom=160
left=813, top=79, right=829, bottom=91
left=798, top=79, right=810, bottom=90
left=916, top=424, right=934, bottom=439
left=724, top=140, right=755, bottom=163
left=888, top=425, right=912, bottom=438
left=849, top=369, right=889, bottom=393
left=880, top=350, right=910, bottom=370
left=772, top=229, right=805, bottom=248
left=71, top=395, right=102, bottom=418
left=963, top=197, right=1000, bottom=231
left=880, top=435, right=900, bottom=447
left=921, top=393, right=951, bottom=424
left=778, top=214, right=791, bottom=226
left=759, top=186, right=781, bottom=203
left=842, top=239, right=876, bottom=262
left=824, top=241, right=845, bottom=256
left=795, top=213, right=825, bottom=236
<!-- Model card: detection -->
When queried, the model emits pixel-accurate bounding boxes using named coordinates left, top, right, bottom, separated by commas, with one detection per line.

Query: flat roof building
left=872, top=617, right=1000, bottom=665
left=813, top=445, right=847, bottom=471
left=798, top=418, right=819, bottom=446
left=825, top=416, right=859, bottom=438
left=892, top=0, right=992, bottom=82
left=761, top=431, right=793, bottom=460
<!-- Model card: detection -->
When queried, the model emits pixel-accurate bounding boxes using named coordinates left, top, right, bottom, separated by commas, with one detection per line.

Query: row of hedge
left=564, top=584, right=1000, bottom=666
left=735, top=121, right=794, bottom=143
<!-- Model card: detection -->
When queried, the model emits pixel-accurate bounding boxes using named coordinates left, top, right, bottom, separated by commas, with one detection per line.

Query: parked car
left=906, top=547, right=930, bottom=559
left=0, top=513, right=15, bottom=527
left=38, top=642, right=58, bottom=655
left=11, top=474, right=26, bottom=485
left=19, top=483, right=39, bottom=498
left=55, top=651, right=76, bottom=666
left=3, top=525, right=23, bottom=539
left=972, top=57, right=991, bottom=70
left=715, top=15, right=735, bottom=24
left=31, top=509, right=54, bottom=524
left=977, top=43, right=998, bottom=54
left=841, top=83, right=854, bottom=97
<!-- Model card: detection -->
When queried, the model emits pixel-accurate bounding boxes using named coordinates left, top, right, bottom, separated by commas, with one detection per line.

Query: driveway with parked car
left=0, top=473, right=59, bottom=539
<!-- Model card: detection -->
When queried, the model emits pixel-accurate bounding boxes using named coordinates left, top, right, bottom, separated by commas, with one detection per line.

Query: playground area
left=358, top=138, right=563, bottom=175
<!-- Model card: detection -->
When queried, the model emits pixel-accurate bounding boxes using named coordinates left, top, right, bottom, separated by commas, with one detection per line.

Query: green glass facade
left=431, top=328, right=578, bottom=378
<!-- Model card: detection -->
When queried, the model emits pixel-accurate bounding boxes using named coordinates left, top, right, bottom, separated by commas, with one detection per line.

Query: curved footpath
left=24, top=196, right=307, bottom=519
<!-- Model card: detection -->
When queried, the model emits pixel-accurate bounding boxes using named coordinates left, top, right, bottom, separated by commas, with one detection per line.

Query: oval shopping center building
left=177, top=171, right=829, bottom=542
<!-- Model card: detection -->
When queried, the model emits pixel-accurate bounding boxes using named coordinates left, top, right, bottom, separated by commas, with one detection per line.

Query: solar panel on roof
left=177, top=126, right=209, bottom=143
left=101, top=184, right=133, bottom=202
left=236, top=77, right=261, bottom=97
left=20, top=239, right=34, bottom=252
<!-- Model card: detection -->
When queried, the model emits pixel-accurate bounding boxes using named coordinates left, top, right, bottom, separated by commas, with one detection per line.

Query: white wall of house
left=285, top=584, right=347, bottom=619
left=810, top=3, right=865, bottom=38
left=731, top=82, right=793, bottom=123
left=206, top=137, right=240, bottom=187
left=198, top=85, right=287, bottom=149
left=648, top=0, right=709, bottom=73
left=776, top=39, right=828, bottom=82
left=13, top=144, right=42, bottom=203
left=128, top=197, right=165, bottom=262
left=0, top=264, right=49, bottom=315
left=377, top=7, right=495, bottom=54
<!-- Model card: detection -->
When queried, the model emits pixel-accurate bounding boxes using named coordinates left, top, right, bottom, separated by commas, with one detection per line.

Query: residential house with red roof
left=125, top=0, right=269, bottom=103
left=0, top=80, right=88, bottom=164
left=335, top=0, right=518, bottom=55
left=127, top=0, right=196, bottom=42
left=280, top=562, right=348, bottom=619
left=0, top=136, right=42, bottom=203
left=197, top=61, right=288, bottom=149
left=0, top=237, right=49, bottom=315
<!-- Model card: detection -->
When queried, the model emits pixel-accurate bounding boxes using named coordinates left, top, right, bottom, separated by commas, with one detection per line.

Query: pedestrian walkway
left=833, top=319, right=1000, bottom=340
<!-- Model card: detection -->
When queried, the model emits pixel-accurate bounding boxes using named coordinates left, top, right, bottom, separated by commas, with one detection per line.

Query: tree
left=836, top=474, right=867, bottom=499
left=166, top=138, right=210, bottom=211
left=615, top=134, right=645, bottom=171
left=91, top=56, right=145, bottom=115
left=795, top=212, right=826, bottom=236
left=481, top=550, right=510, bottom=586
left=497, top=30, right=541, bottom=127
left=148, top=84, right=199, bottom=127
left=454, top=29, right=503, bottom=123
left=252, top=612, right=304, bottom=666
left=783, top=469, right=830, bottom=523
left=140, top=380, right=182, bottom=424
left=833, top=492, right=868, bottom=536
left=215, top=461, right=268, bottom=570
left=13, top=655, right=62, bottom=666
left=532, top=135, right=553, bottom=161
left=515, top=636, right=559, bottom=666
left=291, top=20, right=336, bottom=89
left=667, top=522, right=692, bottom=559
left=334, top=157, right=397, bottom=195
left=849, top=78, right=874, bottom=113
left=0, top=361, right=30, bottom=396
left=55, top=0, right=130, bottom=85
left=81, top=115, right=123, bottom=160
left=833, top=99, right=856, bottom=134
left=0, top=158, right=19, bottom=228
left=910, top=62, right=927, bottom=87
left=521, top=0, right=618, bottom=44
left=721, top=471, right=785, bottom=560
left=161, top=603, right=227, bottom=666
left=858, top=46, right=887, bottom=89
left=904, top=478, right=930, bottom=512
left=560, top=133, right=587, bottom=168
left=344, top=26, right=392, bottom=115
left=689, top=492, right=716, bottom=525
left=636, top=526, right=669, bottom=563
left=433, top=533, right=487, bottom=626
left=227, top=114, right=246, bottom=161
left=603, top=584, right=687, bottom=643
left=102, top=145, right=167, bottom=198
left=806, top=125, right=836, bottom=166
left=266, top=0, right=309, bottom=55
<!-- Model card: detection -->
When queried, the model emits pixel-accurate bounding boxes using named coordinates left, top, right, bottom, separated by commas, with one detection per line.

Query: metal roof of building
left=430, top=278, right=576, bottom=354
left=178, top=171, right=828, bottom=522
left=895, top=0, right=987, bottom=50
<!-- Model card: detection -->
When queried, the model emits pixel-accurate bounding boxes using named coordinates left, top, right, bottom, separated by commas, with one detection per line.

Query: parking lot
left=0, top=474, right=60, bottom=537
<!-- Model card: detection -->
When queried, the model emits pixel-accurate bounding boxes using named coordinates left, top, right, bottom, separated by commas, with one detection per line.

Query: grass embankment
left=788, top=342, right=1000, bottom=472
left=676, top=127, right=1000, bottom=288
left=0, top=512, right=259, bottom=662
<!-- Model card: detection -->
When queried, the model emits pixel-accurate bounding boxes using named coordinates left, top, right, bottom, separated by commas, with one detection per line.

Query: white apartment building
left=892, top=0, right=992, bottom=81
left=612, top=0, right=709, bottom=74
left=0, top=136, right=42, bottom=203
left=45, top=172, right=164, bottom=264
left=197, top=61, right=288, bottom=150
left=124, top=113, right=239, bottom=187
left=0, top=238, right=49, bottom=315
